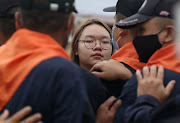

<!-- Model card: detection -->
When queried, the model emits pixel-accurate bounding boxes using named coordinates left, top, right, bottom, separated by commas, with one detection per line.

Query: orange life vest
left=111, top=42, right=146, bottom=70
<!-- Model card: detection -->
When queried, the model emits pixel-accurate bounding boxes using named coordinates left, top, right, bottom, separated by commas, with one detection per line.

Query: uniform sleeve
left=124, top=95, right=160, bottom=123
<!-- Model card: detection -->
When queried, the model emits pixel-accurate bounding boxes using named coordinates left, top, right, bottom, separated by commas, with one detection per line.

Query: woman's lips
left=92, top=53, right=103, bottom=58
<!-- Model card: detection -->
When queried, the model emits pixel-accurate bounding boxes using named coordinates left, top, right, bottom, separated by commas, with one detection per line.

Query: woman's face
left=76, top=24, right=112, bottom=70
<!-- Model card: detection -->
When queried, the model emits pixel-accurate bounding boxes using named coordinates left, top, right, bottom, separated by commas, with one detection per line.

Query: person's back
left=3, top=57, right=89, bottom=122
left=3, top=56, right=108, bottom=122
left=0, top=0, right=110, bottom=122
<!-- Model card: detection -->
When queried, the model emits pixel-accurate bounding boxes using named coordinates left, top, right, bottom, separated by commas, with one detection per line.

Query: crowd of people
left=0, top=0, right=179, bottom=123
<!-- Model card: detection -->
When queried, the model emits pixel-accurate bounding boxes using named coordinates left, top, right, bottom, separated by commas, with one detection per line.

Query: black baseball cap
left=103, top=0, right=144, bottom=17
left=0, top=0, right=19, bottom=18
left=20, top=0, right=77, bottom=13
left=116, top=0, right=178, bottom=29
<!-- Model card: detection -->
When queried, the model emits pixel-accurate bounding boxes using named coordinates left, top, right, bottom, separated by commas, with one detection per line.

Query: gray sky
left=75, top=0, right=118, bottom=16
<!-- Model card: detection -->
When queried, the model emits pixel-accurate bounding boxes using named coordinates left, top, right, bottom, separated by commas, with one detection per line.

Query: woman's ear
left=75, top=50, right=78, bottom=55
left=15, top=12, right=23, bottom=30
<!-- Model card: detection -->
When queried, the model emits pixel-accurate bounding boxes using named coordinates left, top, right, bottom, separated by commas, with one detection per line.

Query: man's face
left=112, top=13, right=126, bottom=48
left=136, top=18, right=165, bottom=44
left=112, top=13, right=134, bottom=48
left=112, top=25, right=120, bottom=42
left=113, top=13, right=121, bottom=42
left=136, top=18, right=159, bottom=35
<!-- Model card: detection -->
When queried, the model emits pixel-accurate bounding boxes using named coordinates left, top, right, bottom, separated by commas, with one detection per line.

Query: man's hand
left=136, top=65, right=176, bottom=104
left=0, top=106, right=42, bottom=123
left=90, top=60, right=133, bottom=80
left=96, top=96, right=122, bottom=123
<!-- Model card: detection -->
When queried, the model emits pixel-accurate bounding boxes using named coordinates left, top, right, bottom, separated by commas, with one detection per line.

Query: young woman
left=70, top=19, right=113, bottom=71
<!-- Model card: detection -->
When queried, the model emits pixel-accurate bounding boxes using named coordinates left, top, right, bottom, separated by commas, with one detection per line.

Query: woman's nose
left=93, top=41, right=102, bottom=50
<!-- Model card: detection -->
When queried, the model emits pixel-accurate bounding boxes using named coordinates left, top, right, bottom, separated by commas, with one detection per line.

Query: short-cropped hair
left=20, top=8, right=71, bottom=34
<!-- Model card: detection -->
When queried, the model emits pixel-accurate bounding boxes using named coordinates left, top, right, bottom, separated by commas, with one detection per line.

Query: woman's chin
left=92, top=60, right=103, bottom=65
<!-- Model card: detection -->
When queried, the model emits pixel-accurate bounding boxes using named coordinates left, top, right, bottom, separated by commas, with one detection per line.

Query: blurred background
left=75, top=0, right=117, bottom=25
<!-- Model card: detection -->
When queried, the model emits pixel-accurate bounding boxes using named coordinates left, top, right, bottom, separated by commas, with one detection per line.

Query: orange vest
left=0, top=29, right=70, bottom=110
left=147, top=44, right=180, bottom=73
left=111, top=42, right=146, bottom=70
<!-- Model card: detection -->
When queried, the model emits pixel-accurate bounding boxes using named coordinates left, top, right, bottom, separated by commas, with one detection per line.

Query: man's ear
left=118, top=29, right=127, bottom=37
left=162, top=25, right=175, bottom=44
left=66, top=14, right=75, bottom=35
left=15, top=12, right=23, bottom=30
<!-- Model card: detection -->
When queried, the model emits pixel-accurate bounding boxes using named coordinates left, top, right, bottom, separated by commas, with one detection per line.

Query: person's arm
left=0, top=106, right=42, bottom=123
left=96, top=96, right=122, bottom=123
left=124, top=65, right=175, bottom=123
left=90, top=60, right=133, bottom=80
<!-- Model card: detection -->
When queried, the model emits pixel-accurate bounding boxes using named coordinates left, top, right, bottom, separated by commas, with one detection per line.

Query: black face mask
left=133, top=33, right=162, bottom=63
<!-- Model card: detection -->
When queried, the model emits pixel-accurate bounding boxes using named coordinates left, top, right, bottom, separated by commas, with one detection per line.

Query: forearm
left=124, top=95, right=160, bottom=123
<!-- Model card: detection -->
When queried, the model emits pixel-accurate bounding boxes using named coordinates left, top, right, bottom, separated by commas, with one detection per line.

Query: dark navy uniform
left=114, top=69, right=180, bottom=123
left=3, top=57, right=109, bottom=123
left=0, top=29, right=110, bottom=123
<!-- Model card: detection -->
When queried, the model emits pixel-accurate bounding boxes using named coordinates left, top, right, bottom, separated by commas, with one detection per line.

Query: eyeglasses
left=78, top=39, right=112, bottom=50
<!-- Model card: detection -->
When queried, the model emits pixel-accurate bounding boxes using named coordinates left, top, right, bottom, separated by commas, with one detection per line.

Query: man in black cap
left=91, top=0, right=145, bottom=97
left=0, top=0, right=19, bottom=45
left=113, top=0, right=180, bottom=122
left=0, top=0, right=110, bottom=122
left=91, top=0, right=146, bottom=95
left=92, top=1, right=145, bottom=121
left=0, top=0, right=44, bottom=122
left=103, top=0, right=144, bottom=49
left=94, top=0, right=145, bottom=122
